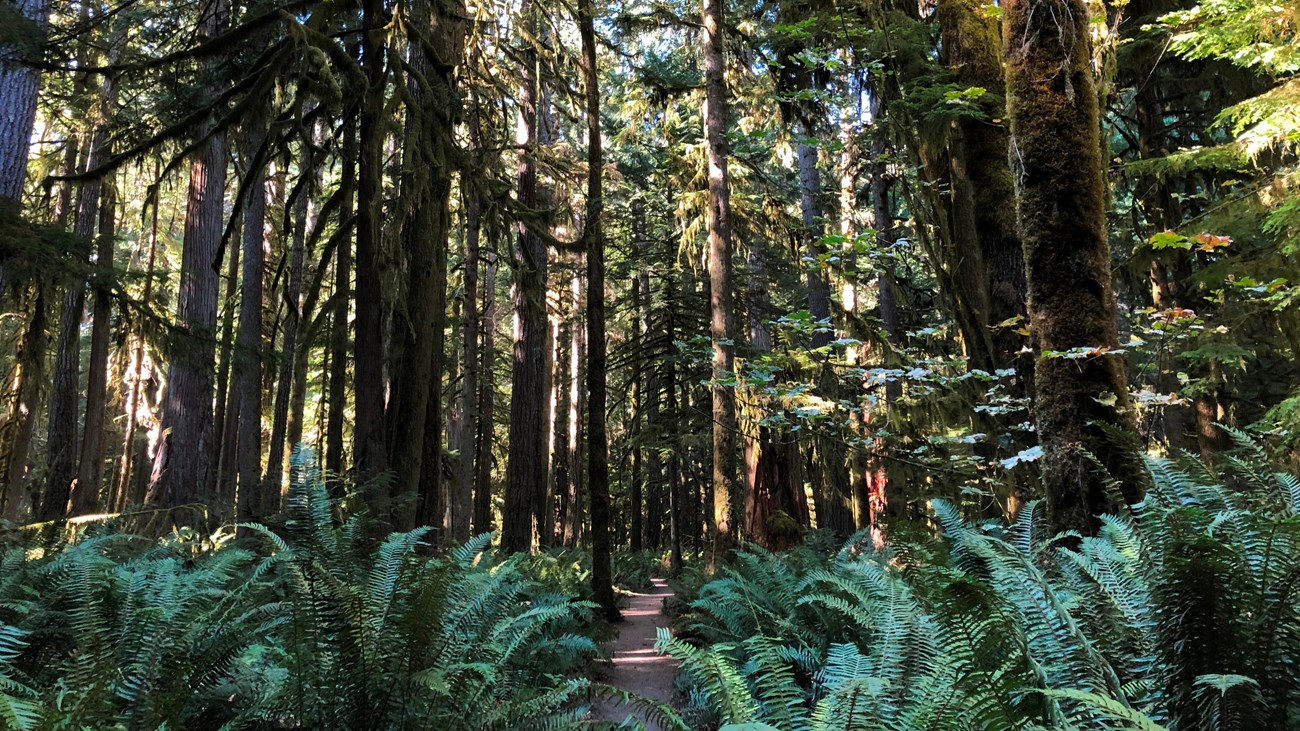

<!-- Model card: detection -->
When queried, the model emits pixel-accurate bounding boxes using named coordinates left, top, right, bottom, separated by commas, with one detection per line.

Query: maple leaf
left=1193, top=232, right=1232, bottom=252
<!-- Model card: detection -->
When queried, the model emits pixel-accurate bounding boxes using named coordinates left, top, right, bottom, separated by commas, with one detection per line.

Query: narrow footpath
left=591, top=577, right=680, bottom=729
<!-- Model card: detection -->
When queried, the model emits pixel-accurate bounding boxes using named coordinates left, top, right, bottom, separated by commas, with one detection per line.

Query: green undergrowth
left=661, top=441, right=1300, bottom=730
left=0, top=451, right=616, bottom=731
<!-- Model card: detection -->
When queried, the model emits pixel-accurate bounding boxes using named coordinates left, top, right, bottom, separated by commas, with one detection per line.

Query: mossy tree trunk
left=389, top=0, right=465, bottom=532
left=353, top=0, right=390, bottom=518
left=1003, top=0, right=1146, bottom=534
left=702, top=0, right=739, bottom=552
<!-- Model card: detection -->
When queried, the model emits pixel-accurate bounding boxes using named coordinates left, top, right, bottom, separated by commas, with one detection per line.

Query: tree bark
left=326, top=118, right=355, bottom=496
left=0, top=0, right=49, bottom=205
left=702, top=0, right=739, bottom=551
left=74, top=149, right=116, bottom=515
left=44, top=120, right=112, bottom=519
left=234, top=123, right=268, bottom=523
left=451, top=193, right=481, bottom=541
left=388, top=3, right=464, bottom=533
left=73, top=25, right=126, bottom=516
left=146, top=0, right=230, bottom=515
left=268, top=138, right=314, bottom=506
left=213, top=221, right=241, bottom=511
left=1004, top=0, right=1146, bottom=534
left=1, top=288, right=46, bottom=521
left=580, top=0, right=617, bottom=618
left=472, top=250, right=498, bottom=535
left=502, top=0, right=547, bottom=553
left=353, top=0, right=390, bottom=510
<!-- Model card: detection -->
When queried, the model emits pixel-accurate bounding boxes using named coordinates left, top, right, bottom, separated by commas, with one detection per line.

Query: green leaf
left=1149, top=231, right=1192, bottom=250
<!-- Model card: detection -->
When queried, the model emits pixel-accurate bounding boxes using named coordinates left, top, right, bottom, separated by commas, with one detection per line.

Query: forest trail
left=591, top=578, right=679, bottom=729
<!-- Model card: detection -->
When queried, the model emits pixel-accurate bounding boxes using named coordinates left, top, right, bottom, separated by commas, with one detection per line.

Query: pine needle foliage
left=662, top=447, right=1300, bottom=729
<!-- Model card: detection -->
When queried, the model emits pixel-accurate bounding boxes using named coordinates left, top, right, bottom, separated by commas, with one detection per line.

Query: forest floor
left=590, top=578, right=679, bottom=729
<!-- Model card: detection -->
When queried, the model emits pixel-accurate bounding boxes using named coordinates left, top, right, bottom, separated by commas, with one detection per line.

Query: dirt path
left=591, top=577, right=680, bottom=729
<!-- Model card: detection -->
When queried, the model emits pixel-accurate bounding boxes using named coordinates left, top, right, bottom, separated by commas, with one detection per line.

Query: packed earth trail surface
left=592, top=578, right=680, bottom=729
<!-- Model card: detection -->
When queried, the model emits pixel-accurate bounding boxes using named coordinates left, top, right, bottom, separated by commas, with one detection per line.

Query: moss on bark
left=1004, top=0, right=1146, bottom=534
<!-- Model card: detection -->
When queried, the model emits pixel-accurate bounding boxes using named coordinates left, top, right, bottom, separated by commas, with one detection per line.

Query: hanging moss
left=1004, top=0, right=1147, bottom=534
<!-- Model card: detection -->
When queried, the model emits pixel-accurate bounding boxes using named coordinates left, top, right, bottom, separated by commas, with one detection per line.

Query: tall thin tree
left=702, top=0, right=739, bottom=551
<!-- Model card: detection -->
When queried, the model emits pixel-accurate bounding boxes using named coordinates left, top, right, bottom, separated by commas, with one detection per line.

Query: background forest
left=1, top=0, right=1299, bottom=727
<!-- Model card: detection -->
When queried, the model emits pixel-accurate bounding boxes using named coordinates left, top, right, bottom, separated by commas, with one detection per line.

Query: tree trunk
left=552, top=271, right=574, bottom=545
left=1, top=288, right=46, bottom=521
left=353, top=0, right=390, bottom=509
left=580, top=0, right=617, bottom=617
left=538, top=288, right=557, bottom=546
left=271, top=139, right=315, bottom=504
left=44, top=120, right=113, bottom=519
left=146, top=0, right=230, bottom=516
left=234, top=124, right=268, bottom=523
left=639, top=266, right=663, bottom=550
left=74, top=154, right=116, bottom=515
left=1004, top=0, right=1146, bottom=534
left=503, top=0, right=547, bottom=553
left=114, top=179, right=161, bottom=510
left=629, top=275, right=644, bottom=551
left=0, top=0, right=49, bottom=206
left=451, top=193, right=481, bottom=541
left=566, top=272, right=586, bottom=547
left=702, top=0, right=738, bottom=551
left=214, top=221, right=242, bottom=511
left=73, top=26, right=126, bottom=516
left=665, top=309, right=683, bottom=571
left=326, top=119, right=355, bottom=496
left=388, top=5, right=464, bottom=533
left=472, top=250, right=498, bottom=535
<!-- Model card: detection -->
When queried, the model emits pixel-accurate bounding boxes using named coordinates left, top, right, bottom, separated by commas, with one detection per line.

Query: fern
left=665, top=445, right=1300, bottom=730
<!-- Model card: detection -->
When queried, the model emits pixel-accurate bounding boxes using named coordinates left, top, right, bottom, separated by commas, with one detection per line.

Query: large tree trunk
left=389, top=4, right=464, bottom=532
left=146, top=0, right=230, bottom=515
left=579, top=0, right=617, bottom=618
left=353, top=0, right=390, bottom=510
left=234, top=124, right=268, bottom=523
left=214, top=220, right=242, bottom=510
left=940, top=0, right=1027, bottom=373
left=0, top=0, right=49, bottom=207
left=502, top=0, right=547, bottom=553
left=42, top=262, right=86, bottom=520
left=702, top=0, right=739, bottom=551
left=1004, top=0, right=1146, bottom=534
